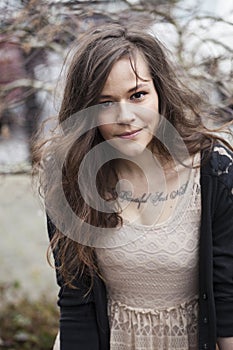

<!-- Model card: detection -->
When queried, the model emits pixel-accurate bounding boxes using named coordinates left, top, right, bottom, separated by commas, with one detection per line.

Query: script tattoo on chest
left=118, top=182, right=189, bottom=209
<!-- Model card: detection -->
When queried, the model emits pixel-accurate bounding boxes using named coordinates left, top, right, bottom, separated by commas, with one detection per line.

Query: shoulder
left=209, top=144, right=233, bottom=174
left=201, top=143, right=233, bottom=193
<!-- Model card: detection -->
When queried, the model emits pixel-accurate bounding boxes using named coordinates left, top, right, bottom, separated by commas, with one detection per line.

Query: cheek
left=152, top=113, right=160, bottom=129
left=141, top=106, right=160, bottom=131
left=151, top=100, right=160, bottom=125
left=98, top=110, right=117, bottom=141
left=98, top=124, right=114, bottom=141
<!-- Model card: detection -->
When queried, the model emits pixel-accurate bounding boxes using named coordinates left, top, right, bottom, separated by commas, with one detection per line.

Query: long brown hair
left=33, top=22, right=232, bottom=288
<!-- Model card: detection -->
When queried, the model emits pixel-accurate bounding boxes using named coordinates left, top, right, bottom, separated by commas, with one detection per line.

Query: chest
left=117, top=167, right=196, bottom=226
left=96, top=178, right=201, bottom=308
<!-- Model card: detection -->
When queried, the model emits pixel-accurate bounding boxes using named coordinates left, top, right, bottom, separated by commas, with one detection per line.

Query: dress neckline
left=122, top=152, right=200, bottom=230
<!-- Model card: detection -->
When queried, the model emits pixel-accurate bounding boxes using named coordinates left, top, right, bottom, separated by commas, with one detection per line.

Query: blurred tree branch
left=1, top=0, right=231, bottom=95
left=0, top=0, right=232, bottom=171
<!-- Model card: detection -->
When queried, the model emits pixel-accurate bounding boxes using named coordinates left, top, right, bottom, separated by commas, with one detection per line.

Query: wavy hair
left=33, top=22, right=232, bottom=288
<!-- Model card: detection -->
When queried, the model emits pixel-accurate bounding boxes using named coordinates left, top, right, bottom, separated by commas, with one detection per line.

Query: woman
left=34, top=23, right=233, bottom=349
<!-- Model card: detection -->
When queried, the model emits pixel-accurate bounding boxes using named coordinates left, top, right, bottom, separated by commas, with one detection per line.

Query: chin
left=108, top=140, right=147, bottom=158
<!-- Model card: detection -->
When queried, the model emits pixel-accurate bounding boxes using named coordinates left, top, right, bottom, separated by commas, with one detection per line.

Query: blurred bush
left=0, top=282, right=59, bottom=350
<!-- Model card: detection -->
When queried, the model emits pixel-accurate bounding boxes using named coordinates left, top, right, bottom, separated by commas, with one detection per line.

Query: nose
left=117, top=102, right=136, bottom=124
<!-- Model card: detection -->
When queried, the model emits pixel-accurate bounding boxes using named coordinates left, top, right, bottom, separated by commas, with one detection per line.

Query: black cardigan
left=47, top=145, right=233, bottom=350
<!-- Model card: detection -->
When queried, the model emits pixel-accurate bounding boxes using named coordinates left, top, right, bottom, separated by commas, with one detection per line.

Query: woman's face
left=97, top=52, right=160, bottom=157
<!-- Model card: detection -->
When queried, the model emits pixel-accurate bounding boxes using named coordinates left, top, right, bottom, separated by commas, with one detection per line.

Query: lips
left=117, top=129, right=142, bottom=139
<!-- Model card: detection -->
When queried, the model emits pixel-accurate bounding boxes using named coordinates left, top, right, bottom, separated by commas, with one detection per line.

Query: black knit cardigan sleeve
left=199, top=145, right=233, bottom=349
left=46, top=216, right=109, bottom=350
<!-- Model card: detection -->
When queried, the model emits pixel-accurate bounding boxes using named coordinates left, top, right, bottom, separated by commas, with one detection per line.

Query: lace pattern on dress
left=108, top=297, right=198, bottom=350
left=96, top=157, right=201, bottom=350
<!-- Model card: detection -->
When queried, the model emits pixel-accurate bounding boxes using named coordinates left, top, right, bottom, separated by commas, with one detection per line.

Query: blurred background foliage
left=0, top=281, right=58, bottom=349
left=0, top=0, right=232, bottom=170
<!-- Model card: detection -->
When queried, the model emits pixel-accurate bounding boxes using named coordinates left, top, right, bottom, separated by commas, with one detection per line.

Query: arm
left=212, top=173, right=233, bottom=349
left=58, top=286, right=99, bottom=350
left=46, top=215, right=100, bottom=350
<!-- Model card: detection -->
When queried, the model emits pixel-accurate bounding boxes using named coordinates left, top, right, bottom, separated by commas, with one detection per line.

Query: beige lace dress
left=96, top=164, right=201, bottom=350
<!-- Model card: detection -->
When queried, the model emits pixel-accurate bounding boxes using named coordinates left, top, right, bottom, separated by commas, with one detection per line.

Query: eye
left=99, top=101, right=115, bottom=109
left=130, top=91, right=147, bottom=101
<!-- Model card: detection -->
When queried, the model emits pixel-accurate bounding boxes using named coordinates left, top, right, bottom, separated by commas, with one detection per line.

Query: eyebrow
left=99, top=83, right=148, bottom=99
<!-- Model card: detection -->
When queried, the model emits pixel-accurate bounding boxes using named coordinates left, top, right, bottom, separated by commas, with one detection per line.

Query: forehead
left=101, top=52, right=151, bottom=93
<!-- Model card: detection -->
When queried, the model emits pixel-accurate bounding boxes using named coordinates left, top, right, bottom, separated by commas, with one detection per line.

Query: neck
left=115, top=149, right=160, bottom=178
